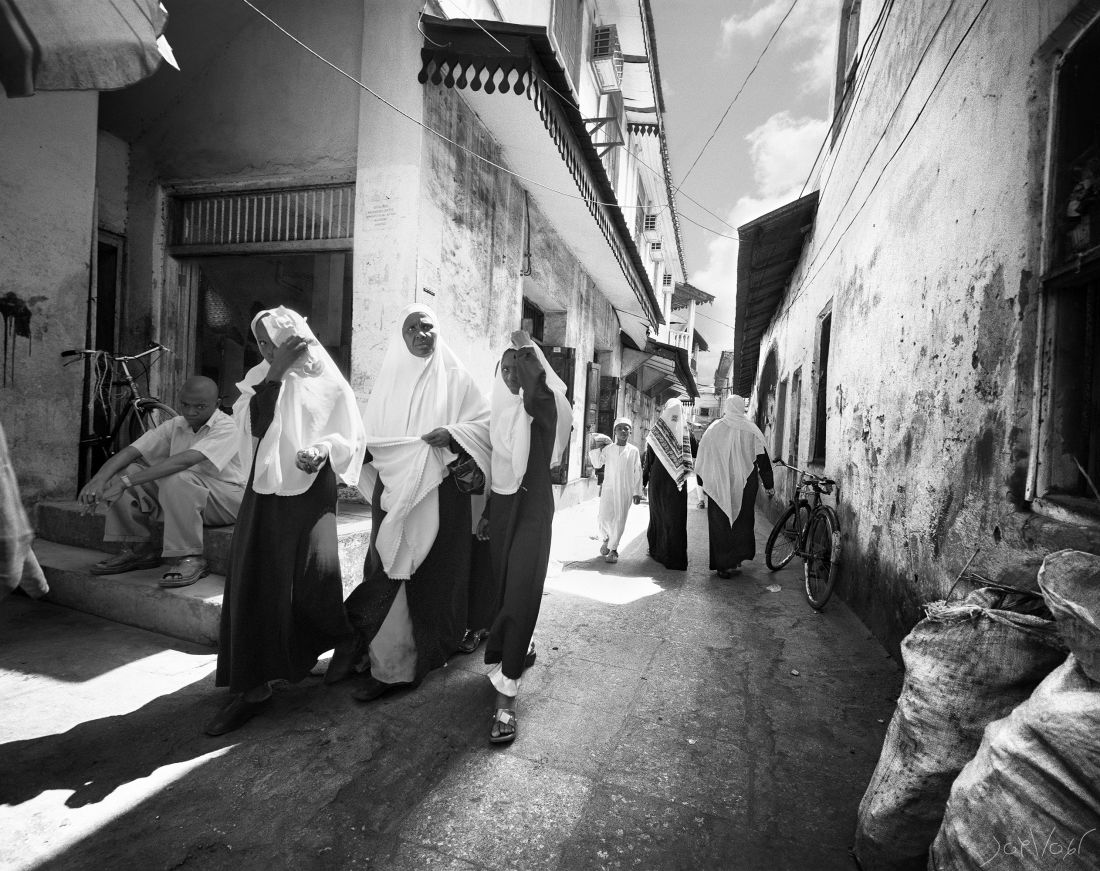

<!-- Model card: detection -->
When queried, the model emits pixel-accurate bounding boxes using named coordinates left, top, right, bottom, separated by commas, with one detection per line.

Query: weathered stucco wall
left=0, top=92, right=99, bottom=502
left=130, top=0, right=362, bottom=182
left=752, top=1, right=1089, bottom=651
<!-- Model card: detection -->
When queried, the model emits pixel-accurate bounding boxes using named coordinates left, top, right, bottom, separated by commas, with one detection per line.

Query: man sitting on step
left=78, top=376, right=245, bottom=588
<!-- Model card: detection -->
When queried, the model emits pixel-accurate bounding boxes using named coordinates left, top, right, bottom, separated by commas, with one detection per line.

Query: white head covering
left=695, top=393, right=768, bottom=526
left=233, top=306, right=366, bottom=496
left=359, top=302, right=492, bottom=579
left=490, top=335, right=572, bottom=495
left=645, top=398, right=693, bottom=490
left=613, top=416, right=632, bottom=429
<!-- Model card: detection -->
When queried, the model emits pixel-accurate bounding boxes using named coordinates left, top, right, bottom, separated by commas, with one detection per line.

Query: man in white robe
left=589, top=417, right=643, bottom=564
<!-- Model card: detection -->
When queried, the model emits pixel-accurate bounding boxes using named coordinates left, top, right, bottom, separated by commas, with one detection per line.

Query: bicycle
left=764, top=458, right=842, bottom=610
left=62, top=343, right=178, bottom=472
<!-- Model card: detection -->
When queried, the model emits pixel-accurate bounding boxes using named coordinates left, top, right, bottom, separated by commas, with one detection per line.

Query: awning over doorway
left=733, top=191, right=819, bottom=397
left=0, top=0, right=170, bottom=97
left=622, top=337, right=698, bottom=400
left=416, top=14, right=662, bottom=329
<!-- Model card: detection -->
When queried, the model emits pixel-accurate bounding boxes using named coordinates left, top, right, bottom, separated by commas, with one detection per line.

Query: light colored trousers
left=103, top=462, right=243, bottom=558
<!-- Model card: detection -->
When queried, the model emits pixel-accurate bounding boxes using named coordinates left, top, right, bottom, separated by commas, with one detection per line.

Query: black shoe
left=524, top=642, right=536, bottom=669
left=204, top=695, right=268, bottom=736
left=351, top=675, right=416, bottom=703
left=458, top=628, right=488, bottom=655
left=716, top=569, right=732, bottom=579
left=324, top=636, right=360, bottom=685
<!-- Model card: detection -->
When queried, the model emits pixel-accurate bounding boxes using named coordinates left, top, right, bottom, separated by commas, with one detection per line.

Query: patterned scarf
left=646, top=398, right=692, bottom=490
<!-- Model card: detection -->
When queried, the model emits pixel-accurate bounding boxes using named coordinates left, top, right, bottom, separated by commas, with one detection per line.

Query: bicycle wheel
left=803, top=506, right=841, bottom=610
left=765, top=501, right=810, bottom=570
left=118, top=400, right=178, bottom=451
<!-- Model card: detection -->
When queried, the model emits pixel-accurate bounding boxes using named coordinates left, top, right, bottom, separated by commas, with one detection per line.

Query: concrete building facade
left=2, top=0, right=692, bottom=509
left=733, top=0, right=1100, bottom=651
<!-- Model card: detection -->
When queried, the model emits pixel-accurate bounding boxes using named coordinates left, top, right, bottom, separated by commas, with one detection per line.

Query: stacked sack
left=853, top=585, right=1065, bottom=870
left=929, top=550, right=1100, bottom=870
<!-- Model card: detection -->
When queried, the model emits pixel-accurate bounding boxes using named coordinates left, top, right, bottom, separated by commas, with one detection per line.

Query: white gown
left=589, top=443, right=644, bottom=551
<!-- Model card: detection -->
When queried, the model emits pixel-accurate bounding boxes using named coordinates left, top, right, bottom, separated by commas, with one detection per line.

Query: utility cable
left=674, top=0, right=801, bottom=194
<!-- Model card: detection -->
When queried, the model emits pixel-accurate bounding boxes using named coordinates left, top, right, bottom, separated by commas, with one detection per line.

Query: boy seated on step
left=78, top=376, right=245, bottom=588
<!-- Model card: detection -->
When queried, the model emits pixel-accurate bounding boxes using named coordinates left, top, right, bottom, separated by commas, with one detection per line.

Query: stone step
left=33, top=501, right=375, bottom=646
left=35, top=500, right=373, bottom=580
left=34, top=540, right=225, bottom=646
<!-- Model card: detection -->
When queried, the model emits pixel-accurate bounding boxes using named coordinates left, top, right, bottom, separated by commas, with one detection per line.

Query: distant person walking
left=695, top=394, right=774, bottom=578
left=643, top=398, right=694, bottom=570
left=479, top=331, right=571, bottom=744
left=589, top=417, right=643, bottom=564
left=207, top=307, right=366, bottom=736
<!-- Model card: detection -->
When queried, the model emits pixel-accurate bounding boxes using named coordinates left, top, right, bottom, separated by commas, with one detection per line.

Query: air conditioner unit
left=649, top=240, right=664, bottom=261
left=642, top=212, right=661, bottom=242
left=591, top=25, right=623, bottom=93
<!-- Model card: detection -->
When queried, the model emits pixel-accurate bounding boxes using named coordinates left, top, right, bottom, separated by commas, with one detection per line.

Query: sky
left=649, top=0, right=839, bottom=386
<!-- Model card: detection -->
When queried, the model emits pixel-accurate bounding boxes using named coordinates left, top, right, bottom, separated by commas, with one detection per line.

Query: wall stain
left=0, top=292, right=38, bottom=387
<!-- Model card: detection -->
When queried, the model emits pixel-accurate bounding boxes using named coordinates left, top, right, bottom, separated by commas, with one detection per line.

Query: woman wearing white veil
left=207, top=306, right=366, bottom=736
left=695, top=394, right=774, bottom=578
left=344, top=303, right=492, bottom=701
left=643, top=398, right=696, bottom=570
left=477, top=330, right=572, bottom=744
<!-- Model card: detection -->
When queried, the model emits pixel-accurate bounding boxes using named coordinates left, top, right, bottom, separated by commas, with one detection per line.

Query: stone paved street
left=1, top=486, right=900, bottom=870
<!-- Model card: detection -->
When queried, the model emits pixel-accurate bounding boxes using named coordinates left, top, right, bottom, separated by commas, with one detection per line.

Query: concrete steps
left=33, top=500, right=373, bottom=646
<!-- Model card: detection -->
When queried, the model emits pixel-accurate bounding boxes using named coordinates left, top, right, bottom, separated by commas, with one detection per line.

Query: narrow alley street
left=1, top=488, right=900, bottom=871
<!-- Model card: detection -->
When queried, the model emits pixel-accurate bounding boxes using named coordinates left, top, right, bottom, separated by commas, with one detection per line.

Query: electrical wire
left=674, top=0, right=801, bottom=194
left=781, top=0, right=992, bottom=317
left=238, top=0, right=627, bottom=209
left=798, top=0, right=896, bottom=197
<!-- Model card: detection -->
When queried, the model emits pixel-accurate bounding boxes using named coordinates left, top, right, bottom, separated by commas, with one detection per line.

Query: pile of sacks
left=853, top=549, right=1100, bottom=871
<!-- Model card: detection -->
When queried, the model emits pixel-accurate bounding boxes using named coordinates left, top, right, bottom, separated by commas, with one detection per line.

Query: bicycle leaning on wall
left=763, top=458, right=842, bottom=610
left=62, top=344, right=178, bottom=476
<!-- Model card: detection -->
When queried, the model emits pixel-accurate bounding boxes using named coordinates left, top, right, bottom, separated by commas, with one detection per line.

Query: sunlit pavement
left=1, top=484, right=900, bottom=870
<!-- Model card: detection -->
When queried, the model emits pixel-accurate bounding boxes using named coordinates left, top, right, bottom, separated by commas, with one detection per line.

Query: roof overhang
left=640, top=337, right=699, bottom=398
left=0, top=0, right=169, bottom=97
left=671, top=281, right=715, bottom=310
left=418, top=14, right=662, bottom=328
left=733, top=191, right=819, bottom=397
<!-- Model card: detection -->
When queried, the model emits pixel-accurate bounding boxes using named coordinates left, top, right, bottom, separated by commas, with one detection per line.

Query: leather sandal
left=490, top=708, right=516, bottom=744
left=159, top=556, right=209, bottom=588
left=90, top=549, right=160, bottom=576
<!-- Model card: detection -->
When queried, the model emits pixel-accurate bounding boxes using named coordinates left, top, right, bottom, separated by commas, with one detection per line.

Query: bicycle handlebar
left=60, top=343, right=170, bottom=362
left=774, top=458, right=836, bottom=488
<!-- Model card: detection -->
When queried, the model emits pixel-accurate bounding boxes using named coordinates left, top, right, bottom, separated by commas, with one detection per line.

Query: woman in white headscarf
left=695, top=394, right=774, bottom=578
left=207, top=306, right=367, bottom=736
left=643, top=398, right=696, bottom=570
left=343, top=303, right=492, bottom=702
left=477, top=330, right=571, bottom=744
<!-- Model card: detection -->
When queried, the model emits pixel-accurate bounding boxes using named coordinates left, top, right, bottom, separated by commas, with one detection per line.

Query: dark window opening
left=831, top=0, right=862, bottom=146
left=812, top=313, right=832, bottom=464
left=789, top=367, right=803, bottom=466
left=521, top=297, right=545, bottom=343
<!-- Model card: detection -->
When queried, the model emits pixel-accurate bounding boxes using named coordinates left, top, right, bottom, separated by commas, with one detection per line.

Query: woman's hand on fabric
left=268, top=334, right=310, bottom=380
left=765, top=488, right=775, bottom=498
left=296, top=444, right=329, bottom=474
left=421, top=427, right=452, bottom=448
left=476, top=516, right=490, bottom=541
left=633, top=495, right=642, bottom=505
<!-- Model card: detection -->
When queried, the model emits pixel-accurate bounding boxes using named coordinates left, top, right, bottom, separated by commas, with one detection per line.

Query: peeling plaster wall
left=752, top=1, right=1091, bottom=653
left=416, top=85, right=619, bottom=494
left=0, top=92, right=99, bottom=502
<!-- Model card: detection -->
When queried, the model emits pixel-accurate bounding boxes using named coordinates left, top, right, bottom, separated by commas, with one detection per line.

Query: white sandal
left=490, top=708, right=516, bottom=744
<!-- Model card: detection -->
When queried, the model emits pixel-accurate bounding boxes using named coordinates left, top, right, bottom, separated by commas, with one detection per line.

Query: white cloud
left=687, top=113, right=827, bottom=380
left=719, top=0, right=838, bottom=94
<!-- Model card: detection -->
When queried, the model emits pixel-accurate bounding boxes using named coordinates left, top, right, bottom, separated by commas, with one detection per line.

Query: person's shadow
left=1, top=672, right=238, bottom=809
